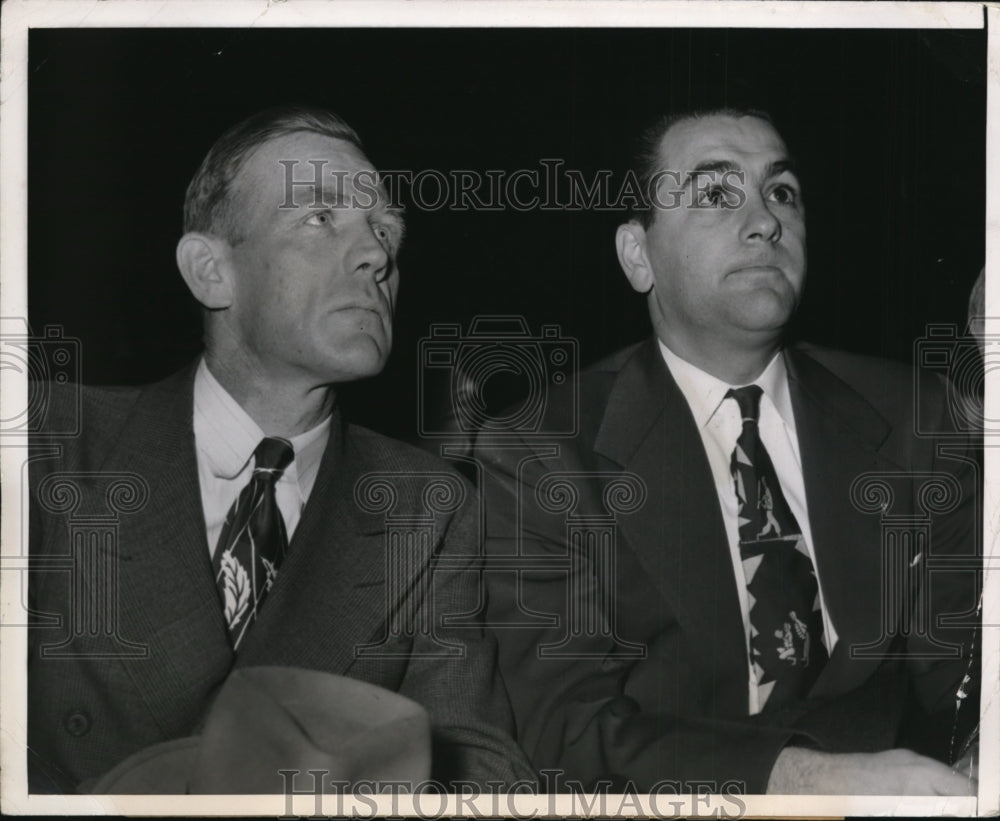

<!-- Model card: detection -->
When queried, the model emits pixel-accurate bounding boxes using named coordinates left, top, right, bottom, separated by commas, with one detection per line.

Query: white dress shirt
left=193, top=358, right=331, bottom=557
left=657, top=341, right=838, bottom=714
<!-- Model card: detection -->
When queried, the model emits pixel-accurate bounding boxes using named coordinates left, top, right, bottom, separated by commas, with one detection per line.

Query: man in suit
left=28, top=106, right=532, bottom=792
left=477, top=109, right=980, bottom=794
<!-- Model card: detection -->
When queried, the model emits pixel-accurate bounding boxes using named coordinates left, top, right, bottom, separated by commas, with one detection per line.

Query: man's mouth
left=339, top=303, right=385, bottom=317
left=728, top=264, right=783, bottom=277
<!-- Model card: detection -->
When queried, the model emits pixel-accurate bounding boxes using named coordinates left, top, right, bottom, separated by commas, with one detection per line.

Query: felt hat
left=89, top=666, right=431, bottom=794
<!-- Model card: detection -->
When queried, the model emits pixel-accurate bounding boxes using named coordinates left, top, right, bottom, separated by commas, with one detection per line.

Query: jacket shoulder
left=344, top=425, right=476, bottom=530
left=792, top=342, right=922, bottom=399
left=347, top=423, right=473, bottom=478
left=794, top=342, right=912, bottom=382
left=34, top=381, right=142, bottom=442
left=584, top=340, right=646, bottom=377
left=477, top=339, right=648, bottom=452
left=791, top=342, right=958, bottom=433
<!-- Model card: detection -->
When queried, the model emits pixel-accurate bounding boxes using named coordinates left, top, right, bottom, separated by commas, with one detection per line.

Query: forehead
left=656, top=115, right=790, bottom=172
left=235, top=130, right=376, bottom=199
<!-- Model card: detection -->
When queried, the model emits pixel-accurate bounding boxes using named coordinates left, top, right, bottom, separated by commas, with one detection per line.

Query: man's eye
left=696, top=185, right=737, bottom=208
left=372, top=222, right=401, bottom=253
left=768, top=185, right=798, bottom=205
left=305, top=211, right=333, bottom=226
left=695, top=186, right=717, bottom=207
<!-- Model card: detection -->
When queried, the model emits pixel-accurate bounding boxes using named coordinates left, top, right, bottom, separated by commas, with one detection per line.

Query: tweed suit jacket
left=27, top=364, right=534, bottom=792
left=477, top=338, right=980, bottom=793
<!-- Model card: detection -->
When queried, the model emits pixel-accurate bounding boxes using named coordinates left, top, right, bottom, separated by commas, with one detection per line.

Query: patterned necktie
left=727, top=385, right=827, bottom=710
left=212, top=437, right=294, bottom=650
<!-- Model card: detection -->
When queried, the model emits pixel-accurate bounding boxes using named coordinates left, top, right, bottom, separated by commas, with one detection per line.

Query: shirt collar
left=194, top=358, right=265, bottom=480
left=289, top=414, right=331, bottom=499
left=193, top=359, right=332, bottom=491
left=657, top=339, right=796, bottom=434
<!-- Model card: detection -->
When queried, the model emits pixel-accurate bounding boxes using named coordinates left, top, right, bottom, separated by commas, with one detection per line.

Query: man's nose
left=350, top=223, right=390, bottom=280
left=740, top=193, right=782, bottom=244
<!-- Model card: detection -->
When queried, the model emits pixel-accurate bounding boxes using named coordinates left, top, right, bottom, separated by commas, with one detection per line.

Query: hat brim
left=88, top=667, right=431, bottom=794
left=89, top=736, right=200, bottom=794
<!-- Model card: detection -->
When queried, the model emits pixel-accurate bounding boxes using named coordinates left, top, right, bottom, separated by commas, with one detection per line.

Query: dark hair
left=183, top=105, right=363, bottom=244
left=629, top=107, right=775, bottom=228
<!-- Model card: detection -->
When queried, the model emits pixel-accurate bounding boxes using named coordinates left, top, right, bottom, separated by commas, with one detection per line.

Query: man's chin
left=729, top=300, right=796, bottom=336
left=325, top=335, right=391, bottom=381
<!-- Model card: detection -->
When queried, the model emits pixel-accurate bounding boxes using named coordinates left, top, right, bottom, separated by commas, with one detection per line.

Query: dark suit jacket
left=478, top=338, right=980, bottom=793
left=28, top=365, right=534, bottom=792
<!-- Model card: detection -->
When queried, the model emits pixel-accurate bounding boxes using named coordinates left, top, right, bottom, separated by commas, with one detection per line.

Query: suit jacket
left=28, top=364, right=534, bottom=792
left=477, top=338, right=980, bottom=793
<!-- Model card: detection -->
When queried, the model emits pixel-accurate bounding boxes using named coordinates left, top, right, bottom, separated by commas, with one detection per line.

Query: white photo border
left=0, top=1, right=994, bottom=816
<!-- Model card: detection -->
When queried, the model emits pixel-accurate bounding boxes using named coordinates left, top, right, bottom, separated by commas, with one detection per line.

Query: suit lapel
left=105, top=365, right=234, bottom=734
left=784, top=346, right=894, bottom=698
left=594, top=340, right=749, bottom=710
left=93, top=371, right=407, bottom=727
left=238, top=411, right=390, bottom=675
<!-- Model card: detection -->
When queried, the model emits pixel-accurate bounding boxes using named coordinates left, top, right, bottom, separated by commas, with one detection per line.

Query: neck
left=655, top=328, right=782, bottom=385
left=204, top=350, right=335, bottom=438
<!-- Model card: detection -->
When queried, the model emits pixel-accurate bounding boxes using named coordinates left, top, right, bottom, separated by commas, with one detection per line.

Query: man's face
left=221, top=131, right=403, bottom=387
left=632, top=115, right=806, bottom=354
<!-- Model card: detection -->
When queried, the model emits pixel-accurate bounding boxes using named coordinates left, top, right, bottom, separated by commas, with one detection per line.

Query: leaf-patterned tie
left=727, top=385, right=827, bottom=711
left=212, top=437, right=294, bottom=650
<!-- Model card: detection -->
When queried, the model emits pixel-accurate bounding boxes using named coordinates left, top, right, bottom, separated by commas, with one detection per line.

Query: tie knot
left=252, top=437, right=294, bottom=480
left=727, top=385, right=763, bottom=424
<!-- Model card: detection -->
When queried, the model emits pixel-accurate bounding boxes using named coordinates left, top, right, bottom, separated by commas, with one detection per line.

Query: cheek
left=668, top=218, right=720, bottom=266
left=269, top=250, right=327, bottom=307
left=385, top=275, right=400, bottom=306
left=646, top=228, right=681, bottom=276
left=782, top=216, right=807, bottom=249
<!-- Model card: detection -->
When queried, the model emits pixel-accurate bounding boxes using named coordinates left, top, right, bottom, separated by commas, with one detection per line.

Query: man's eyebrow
left=318, top=186, right=348, bottom=207
left=764, top=158, right=799, bottom=180
left=380, top=206, right=406, bottom=234
left=678, top=158, right=800, bottom=187
left=680, top=160, right=739, bottom=187
left=285, top=184, right=348, bottom=208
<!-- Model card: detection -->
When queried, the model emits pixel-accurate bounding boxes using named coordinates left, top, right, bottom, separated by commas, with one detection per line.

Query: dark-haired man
left=479, top=109, right=980, bottom=794
left=28, top=106, right=532, bottom=792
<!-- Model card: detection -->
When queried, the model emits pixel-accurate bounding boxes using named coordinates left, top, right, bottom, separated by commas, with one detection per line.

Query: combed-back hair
left=629, top=107, right=775, bottom=228
left=183, top=105, right=363, bottom=244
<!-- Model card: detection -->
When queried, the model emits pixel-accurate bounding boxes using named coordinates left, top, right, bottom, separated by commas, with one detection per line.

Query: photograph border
left=1, top=1, right=995, bottom=816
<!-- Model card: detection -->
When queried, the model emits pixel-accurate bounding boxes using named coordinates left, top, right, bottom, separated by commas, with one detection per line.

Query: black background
left=28, top=27, right=986, bottom=440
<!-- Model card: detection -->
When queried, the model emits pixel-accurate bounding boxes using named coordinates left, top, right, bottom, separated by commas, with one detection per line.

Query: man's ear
left=615, top=221, right=655, bottom=294
left=176, top=232, right=234, bottom=310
